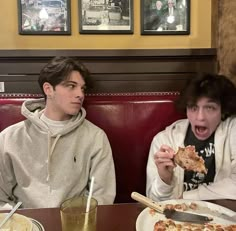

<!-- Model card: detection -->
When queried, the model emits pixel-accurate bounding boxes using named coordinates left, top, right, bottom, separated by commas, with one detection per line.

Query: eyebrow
left=62, top=80, right=85, bottom=86
left=64, top=80, right=77, bottom=84
left=205, top=99, right=219, bottom=104
left=187, top=99, right=219, bottom=106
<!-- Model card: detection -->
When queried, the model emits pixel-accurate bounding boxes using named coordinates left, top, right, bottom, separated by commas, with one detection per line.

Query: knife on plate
left=131, top=192, right=213, bottom=224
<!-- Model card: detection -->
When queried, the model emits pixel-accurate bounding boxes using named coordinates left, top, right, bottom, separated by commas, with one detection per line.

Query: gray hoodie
left=0, top=98, right=116, bottom=208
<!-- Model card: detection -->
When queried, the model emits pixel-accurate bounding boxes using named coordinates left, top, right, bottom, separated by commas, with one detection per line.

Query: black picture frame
left=141, top=0, right=190, bottom=35
left=79, top=0, right=133, bottom=34
left=18, top=0, right=71, bottom=35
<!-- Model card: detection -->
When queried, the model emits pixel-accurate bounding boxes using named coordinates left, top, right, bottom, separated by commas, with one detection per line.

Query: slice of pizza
left=174, top=145, right=207, bottom=174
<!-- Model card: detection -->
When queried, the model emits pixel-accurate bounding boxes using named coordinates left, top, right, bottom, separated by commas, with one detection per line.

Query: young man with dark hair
left=146, top=73, right=236, bottom=201
left=0, top=56, right=116, bottom=208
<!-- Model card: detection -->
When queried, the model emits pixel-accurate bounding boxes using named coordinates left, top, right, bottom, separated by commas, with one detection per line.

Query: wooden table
left=2, top=200, right=236, bottom=231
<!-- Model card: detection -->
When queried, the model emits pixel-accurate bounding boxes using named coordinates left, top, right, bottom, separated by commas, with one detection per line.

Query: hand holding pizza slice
left=173, top=145, right=208, bottom=174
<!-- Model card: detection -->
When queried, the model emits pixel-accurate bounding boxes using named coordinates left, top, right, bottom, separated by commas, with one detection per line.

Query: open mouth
left=195, top=126, right=208, bottom=137
left=196, top=126, right=207, bottom=132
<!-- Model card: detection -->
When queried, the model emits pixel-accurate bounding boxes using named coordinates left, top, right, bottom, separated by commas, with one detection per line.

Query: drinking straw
left=86, top=176, right=95, bottom=213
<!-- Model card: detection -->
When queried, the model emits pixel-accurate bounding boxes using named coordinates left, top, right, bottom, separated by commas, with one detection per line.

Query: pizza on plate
left=152, top=202, right=236, bottom=231
left=154, top=219, right=236, bottom=231
left=174, top=145, right=207, bottom=174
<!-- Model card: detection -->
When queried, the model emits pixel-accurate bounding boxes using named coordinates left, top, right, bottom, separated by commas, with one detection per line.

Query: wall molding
left=0, top=49, right=217, bottom=93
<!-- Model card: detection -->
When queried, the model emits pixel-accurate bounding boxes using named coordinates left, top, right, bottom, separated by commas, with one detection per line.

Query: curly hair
left=175, top=73, right=236, bottom=120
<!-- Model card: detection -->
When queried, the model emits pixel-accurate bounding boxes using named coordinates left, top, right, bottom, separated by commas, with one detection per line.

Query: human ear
left=43, top=82, right=53, bottom=99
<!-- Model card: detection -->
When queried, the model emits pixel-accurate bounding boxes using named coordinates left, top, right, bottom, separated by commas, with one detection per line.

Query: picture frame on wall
left=17, top=0, right=71, bottom=35
left=141, top=0, right=190, bottom=35
left=79, top=0, right=133, bottom=34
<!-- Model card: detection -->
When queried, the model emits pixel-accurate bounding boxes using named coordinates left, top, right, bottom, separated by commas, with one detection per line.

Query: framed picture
left=141, top=0, right=190, bottom=35
left=17, top=0, right=71, bottom=35
left=79, top=0, right=133, bottom=34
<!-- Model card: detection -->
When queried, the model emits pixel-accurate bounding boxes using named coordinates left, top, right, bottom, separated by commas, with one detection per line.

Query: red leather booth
left=0, top=92, right=185, bottom=203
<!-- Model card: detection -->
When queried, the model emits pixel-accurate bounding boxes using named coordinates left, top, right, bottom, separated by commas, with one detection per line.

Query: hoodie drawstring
left=46, top=133, right=61, bottom=181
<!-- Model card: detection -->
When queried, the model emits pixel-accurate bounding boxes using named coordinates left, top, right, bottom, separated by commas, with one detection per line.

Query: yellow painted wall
left=0, top=0, right=212, bottom=49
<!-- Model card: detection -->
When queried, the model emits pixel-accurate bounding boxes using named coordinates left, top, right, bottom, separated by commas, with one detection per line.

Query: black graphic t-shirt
left=183, top=125, right=216, bottom=192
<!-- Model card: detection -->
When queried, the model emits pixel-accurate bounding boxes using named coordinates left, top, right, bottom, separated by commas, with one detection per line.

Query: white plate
left=31, top=219, right=45, bottom=231
left=0, top=213, right=44, bottom=231
left=136, top=199, right=236, bottom=231
left=0, top=213, right=33, bottom=230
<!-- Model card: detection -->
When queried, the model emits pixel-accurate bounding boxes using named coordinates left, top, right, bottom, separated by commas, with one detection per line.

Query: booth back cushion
left=0, top=93, right=185, bottom=203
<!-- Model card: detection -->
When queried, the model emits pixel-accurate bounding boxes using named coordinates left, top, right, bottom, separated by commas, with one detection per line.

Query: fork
left=0, top=201, right=22, bottom=228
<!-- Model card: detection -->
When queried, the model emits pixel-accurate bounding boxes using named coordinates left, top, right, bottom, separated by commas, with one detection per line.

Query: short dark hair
left=175, top=73, right=236, bottom=120
left=38, top=56, right=93, bottom=98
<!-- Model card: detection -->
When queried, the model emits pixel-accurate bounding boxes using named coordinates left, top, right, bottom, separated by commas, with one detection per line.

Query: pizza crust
left=174, top=145, right=207, bottom=174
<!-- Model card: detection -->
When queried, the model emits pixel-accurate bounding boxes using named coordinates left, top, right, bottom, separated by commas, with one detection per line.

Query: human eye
left=187, top=105, right=197, bottom=112
left=206, top=105, right=217, bottom=111
left=67, top=83, right=76, bottom=89
left=61, top=81, right=76, bottom=89
left=64, top=81, right=77, bottom=89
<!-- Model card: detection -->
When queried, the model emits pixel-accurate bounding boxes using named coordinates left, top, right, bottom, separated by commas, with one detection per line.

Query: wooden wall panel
left=0, top=49, right=217, bottom=93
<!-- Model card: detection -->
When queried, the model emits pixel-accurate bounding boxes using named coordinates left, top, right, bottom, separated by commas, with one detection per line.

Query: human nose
left=196, top=108, right=205, bottom=120
left=75, top=87, right=84, bottom=98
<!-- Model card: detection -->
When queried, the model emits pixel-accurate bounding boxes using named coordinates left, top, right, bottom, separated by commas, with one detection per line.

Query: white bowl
left=0, top=213, right=33, bottom=231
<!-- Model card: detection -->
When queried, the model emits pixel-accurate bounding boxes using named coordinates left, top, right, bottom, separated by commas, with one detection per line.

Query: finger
left=160, top=145, right=175, bottom=155
left=155, top=158, right=175, bottom=167
left=154, top=150, right=174, bottom=159
left=160, top=144, right=171, bottom=152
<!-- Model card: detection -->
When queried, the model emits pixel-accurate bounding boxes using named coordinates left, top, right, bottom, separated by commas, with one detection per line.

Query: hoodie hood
left=0, top=98, right=115, bottom=208
left=21, top=98, right=87, bottom=136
